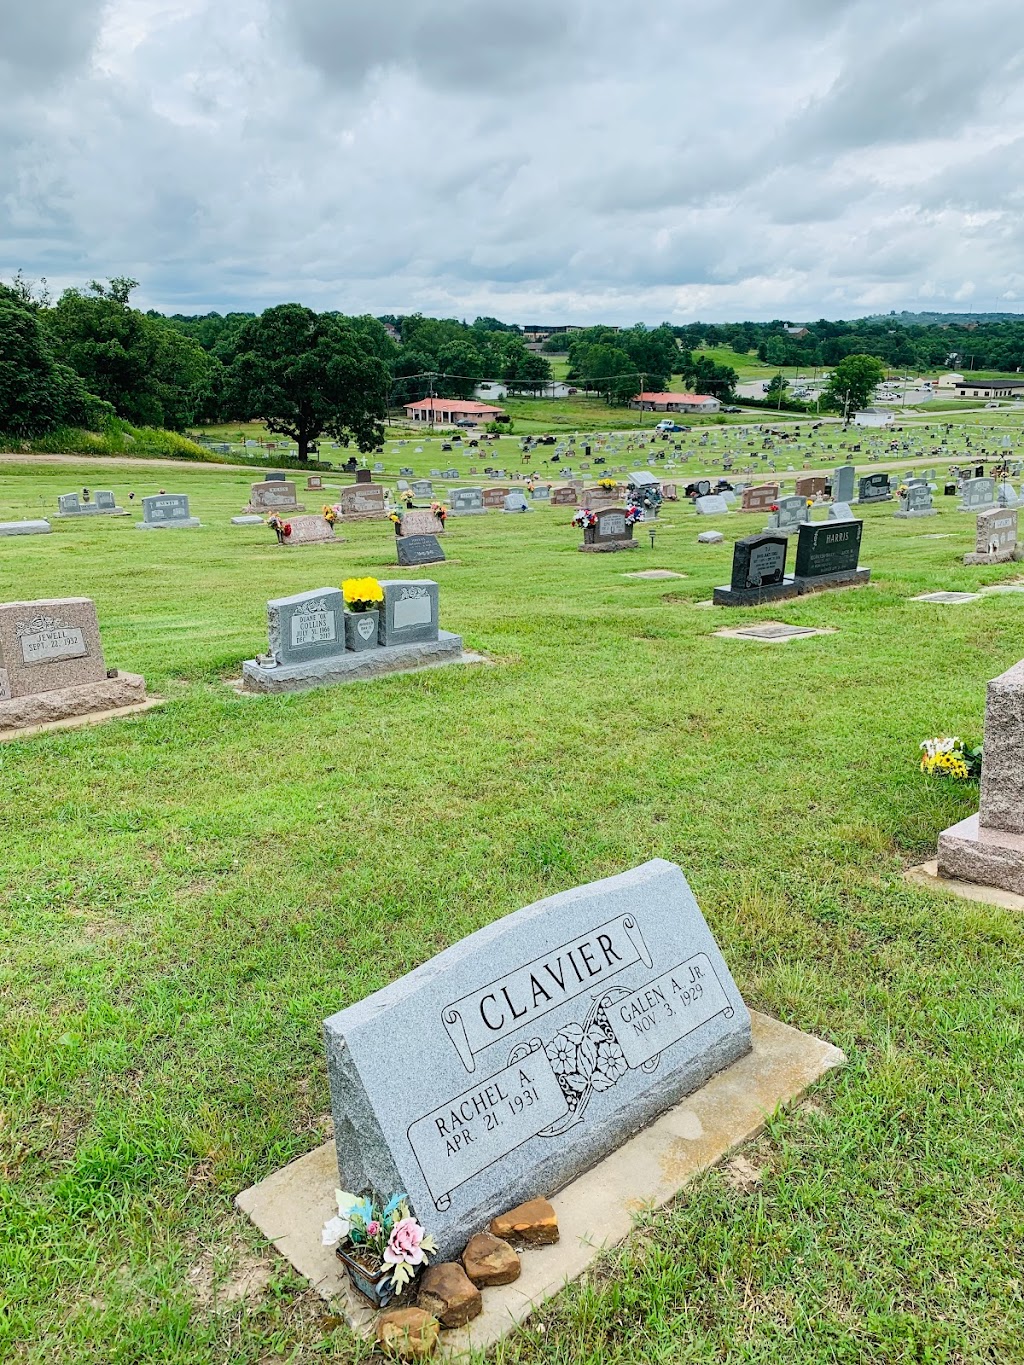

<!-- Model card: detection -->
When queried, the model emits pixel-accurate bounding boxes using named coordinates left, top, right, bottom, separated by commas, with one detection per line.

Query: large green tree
left=225, top=305, right=390, bottom=460
left=822, top=353, right=886, bottom=421
left=0, top=292, right=107, bottom=437
left=45, top=278, right=213, bottom=429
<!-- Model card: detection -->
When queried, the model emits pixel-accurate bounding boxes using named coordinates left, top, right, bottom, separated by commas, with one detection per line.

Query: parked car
left=721, top=405, right=742, bottom=413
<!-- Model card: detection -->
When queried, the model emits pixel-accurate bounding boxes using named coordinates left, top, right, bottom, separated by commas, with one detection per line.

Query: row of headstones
left=253, top=581, right=443, bottom=669
left=715, top=519, right=868, bottom=604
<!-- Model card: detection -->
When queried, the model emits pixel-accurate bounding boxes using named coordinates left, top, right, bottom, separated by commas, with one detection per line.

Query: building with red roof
left=630, top=391, right=721, bottom=414
left=403, top=398, right=506, bottom=426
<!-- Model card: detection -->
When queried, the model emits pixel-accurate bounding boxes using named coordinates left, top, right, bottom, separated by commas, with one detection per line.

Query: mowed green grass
left=2, top=457, right=1024, bottom=1365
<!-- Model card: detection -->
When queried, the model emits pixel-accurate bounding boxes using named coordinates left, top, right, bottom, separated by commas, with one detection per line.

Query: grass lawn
left=2, top=455, right=1024, bottom=1364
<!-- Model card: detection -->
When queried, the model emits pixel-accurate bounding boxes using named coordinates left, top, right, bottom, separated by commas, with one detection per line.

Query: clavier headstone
left=323, top=859, right=751, bottom=1260
left=401, top=508, right=445, bottom=537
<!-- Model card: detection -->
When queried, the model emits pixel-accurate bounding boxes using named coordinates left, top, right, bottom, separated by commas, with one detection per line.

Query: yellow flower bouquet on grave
left=919, top=736, right=982, bottom=781
left=598, top=478, right=616, bottom=490
left=342, top=577, right=384, bottom=613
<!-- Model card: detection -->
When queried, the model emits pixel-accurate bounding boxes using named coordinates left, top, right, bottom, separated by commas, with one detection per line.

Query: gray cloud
left=3, top=0, right=1024, bottom=322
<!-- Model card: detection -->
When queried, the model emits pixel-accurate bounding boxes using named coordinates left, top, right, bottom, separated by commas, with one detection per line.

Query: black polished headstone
left=794, top=519, right=863, bottom=578
left=730, top=533, right=788, bottom=592
left=397, top=534, right=445, bottom=566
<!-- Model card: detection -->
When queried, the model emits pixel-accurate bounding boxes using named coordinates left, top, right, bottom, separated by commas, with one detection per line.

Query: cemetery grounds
left=2, top=423, right=1023, bottom=1364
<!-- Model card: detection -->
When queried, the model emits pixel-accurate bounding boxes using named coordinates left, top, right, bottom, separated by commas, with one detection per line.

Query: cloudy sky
left=3, top=0, right=1024, bottom=323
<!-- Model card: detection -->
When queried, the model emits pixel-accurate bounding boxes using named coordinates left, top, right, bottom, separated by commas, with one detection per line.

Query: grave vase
left=583, top=524, right=597, bottom=545
left=334, top=1245, right=399, bottom=1309
left=344, top=610, right=380, bottom=652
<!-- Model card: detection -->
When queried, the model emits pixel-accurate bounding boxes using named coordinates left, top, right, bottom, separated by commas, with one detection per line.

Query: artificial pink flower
left=383, top=1217, right=427, bottom=1267
left=367, top=1220, right=381, bottom=1237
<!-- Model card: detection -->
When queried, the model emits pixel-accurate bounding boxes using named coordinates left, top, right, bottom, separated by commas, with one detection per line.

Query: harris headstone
left=792, top=519, right=869, bottom=592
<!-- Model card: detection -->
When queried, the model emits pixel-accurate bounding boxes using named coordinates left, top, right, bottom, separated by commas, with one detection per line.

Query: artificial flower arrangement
left=342, top=577, right=384, bottom=612
left=431, top=501, right=447, bottom=525
left=769, top=503, right=780, bottom=513
left=623, top=505, right=643, bottom=526
left=267, top=513, right=292, bottom=542
left=323, top=1189, right=437, bottom=1306
left=920, top=736, right=982, bottom=781
left=572, top=508, right=598, bottom=528
left=598, top=477, right=616, bottom=490
left=388, top=508, right=403, bottom=527
left=400, top=489, right=415, bottom=507
left=323, top=504, right=338, bottom=526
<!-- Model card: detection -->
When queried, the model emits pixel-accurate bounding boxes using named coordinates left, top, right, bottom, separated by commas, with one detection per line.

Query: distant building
left=936, top=372, right=964, bottom=389
left=853, top=409, right=895, bottom=427
left=784, top=325, right=810, bottom=338
left=474, top=382, right=508, bottom=401
left=954, top=379, right=1024, bottom=399
left=403, top=398, right=505, bottom=425
left=630, top=391, right=722, bottom=414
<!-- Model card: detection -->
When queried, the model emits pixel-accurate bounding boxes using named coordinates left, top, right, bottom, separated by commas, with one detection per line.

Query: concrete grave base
left=135, top=518, right=202, bottom=530
left=791, top=567, right=871, bottom=595
left=578, top=540, right=639, bottom=553
left=935, top=813, right=1024, bottom=899
left=715, top=622, right=835, bottom=642
left=244, top=503, right=305, bottom=514
left=712, top=578, right=799, bottom=607
left=241, top=631, right=466, bottom=693
left=232, top=515, right=266, bottom=526
left=964, top=549, right=1023, bottom=566
left=0, top=671, right=149, bottom=734
left=236, top=1011, right=843, bottom=1358
left=0, top=520, right=51, bottom=536
left=56, top=507, right=128, bottom=518
left=905, top=858, right=1024, bottom=912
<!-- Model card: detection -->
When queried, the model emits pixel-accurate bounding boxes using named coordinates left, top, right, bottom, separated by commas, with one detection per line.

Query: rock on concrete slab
left=416, top=1263, right=482, bottom=1328
left=490, top=1199, right=559, bottom=1247
left=377, top=1307, right=440, bottom=1358
left=461, top=1233, right=520, bottom=1287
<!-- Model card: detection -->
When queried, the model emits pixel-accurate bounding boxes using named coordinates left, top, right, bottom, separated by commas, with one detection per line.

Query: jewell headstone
left=449, top=488, right=485, bottom=516
left=0, top=596, right=148, bottom=729
left=338, top=484, right=386, bottom=521
left=894, top=484, right=936, bottom=518
left=965, top=508, right=1020, bottom=565
left=959, top=477, right=997, bottom=513
left=857, top=474, right=891, bottom=504
left=712, top=533, right=794, bottom=606
left=136, top=494, right=200, bottom=529
left=323, top=859, right=751, bottom=1261
left=583, top=487, right=618, bottom=509
left=397, top=535, right=445, bottom=566
left=792, top=519, right=868, bottom=592
left=740, top=484, right=778, bottom=513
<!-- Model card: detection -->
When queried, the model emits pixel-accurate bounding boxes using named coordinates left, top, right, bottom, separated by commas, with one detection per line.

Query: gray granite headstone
left=767, top=495, right=808, bottom=534
left=828, top=502, right=854, bottom=521
left=378, top=580, right=440, bottom=645
left=412, top=480, right=433, bottom=497
left=832, top=464, right=855, bottom=503
left=138, top=494, right=199, bottom=528
left=959, top=477, right=996, bottom=513
left=695, top=494, right=729, bottom=515
left=323, top=859, right=751, bottom=1261
left=266, top=587, right=346, bottom=667
left=449, top=488, right=485, bottom=516
left=504, top=492, right=531, bottom=512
